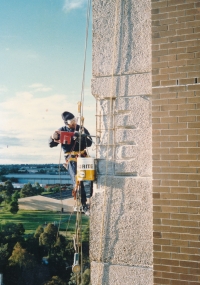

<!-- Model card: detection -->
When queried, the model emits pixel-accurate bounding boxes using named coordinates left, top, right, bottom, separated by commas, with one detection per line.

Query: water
left=5, top=173, right=72, bottom=186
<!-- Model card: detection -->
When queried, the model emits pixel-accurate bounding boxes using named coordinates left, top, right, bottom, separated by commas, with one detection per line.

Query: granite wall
left=90, top=0, right=152, bottom=284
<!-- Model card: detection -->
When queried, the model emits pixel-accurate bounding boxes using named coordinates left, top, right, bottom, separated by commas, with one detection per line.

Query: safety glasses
left=65, top=118, right=77, bottom=125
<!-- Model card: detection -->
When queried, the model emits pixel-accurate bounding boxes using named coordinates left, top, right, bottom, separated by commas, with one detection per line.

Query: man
left=49, top=111, right=92, bottom=211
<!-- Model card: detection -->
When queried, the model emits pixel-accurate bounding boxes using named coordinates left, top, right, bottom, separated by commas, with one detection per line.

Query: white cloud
left=0, top=91, right=96, bottom=163
left=0, top=85, right=8, bottom=93
left=16, top=91, right=33, bottom=100
left=63, top=0, right=87, bottom=12
left=29, top=83, right=52, bottom=93
left=29, top=83, right=44, bottom=88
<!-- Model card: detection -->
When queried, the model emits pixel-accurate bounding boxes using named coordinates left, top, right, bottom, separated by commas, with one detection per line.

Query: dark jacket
left=49, top=124, right=92, bottom=153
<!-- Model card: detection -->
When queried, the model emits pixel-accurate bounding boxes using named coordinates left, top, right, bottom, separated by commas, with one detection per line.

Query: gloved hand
left=72, top=131, right=79, bottom=140
left=52, top=132, right=60, bottom=140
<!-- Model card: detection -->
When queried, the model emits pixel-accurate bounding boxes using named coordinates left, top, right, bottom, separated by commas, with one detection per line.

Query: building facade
left=152, top=1, right=200, bottom=284
left=91, top=0, right=152, bottom=284
left=91, top=0, right=200, bottom=284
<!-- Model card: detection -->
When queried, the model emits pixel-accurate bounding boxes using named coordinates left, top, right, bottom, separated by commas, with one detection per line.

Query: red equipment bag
left=55, top=131, right=74, bottom=144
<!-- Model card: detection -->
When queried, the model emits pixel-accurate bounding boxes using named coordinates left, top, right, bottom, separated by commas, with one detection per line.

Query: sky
left=0, top=0, right=96, bottom=164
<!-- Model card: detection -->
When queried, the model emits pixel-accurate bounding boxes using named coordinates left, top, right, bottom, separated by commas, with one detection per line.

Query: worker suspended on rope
left=49, top=111, right=92, bottom=212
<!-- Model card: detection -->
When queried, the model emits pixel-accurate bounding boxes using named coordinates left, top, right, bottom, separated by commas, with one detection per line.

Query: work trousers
left=68, top=160, right=87, bottom=205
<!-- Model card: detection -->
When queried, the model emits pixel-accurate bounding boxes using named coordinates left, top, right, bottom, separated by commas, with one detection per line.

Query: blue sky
left=0, top=0, right=96, bottom=164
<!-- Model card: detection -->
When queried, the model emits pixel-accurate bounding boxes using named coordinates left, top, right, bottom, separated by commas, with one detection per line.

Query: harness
left=64, top=150, right=87, bottom=162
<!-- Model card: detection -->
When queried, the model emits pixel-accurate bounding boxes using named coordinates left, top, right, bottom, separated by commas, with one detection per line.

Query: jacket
left=49, top=124, right=92, bottom=153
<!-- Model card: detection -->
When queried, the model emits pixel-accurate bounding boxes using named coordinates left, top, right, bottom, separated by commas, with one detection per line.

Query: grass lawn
left=0, top=210, right=89, bottom=238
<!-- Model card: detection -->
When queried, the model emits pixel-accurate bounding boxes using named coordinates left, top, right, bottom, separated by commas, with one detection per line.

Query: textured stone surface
left=91, top=0, right=152, bottom=284
left=115, top=96, right=151, bottom=129
left=92, top=73, right=151, bottom=99
left=90, top=177, right=152, bottom=265
left=97, top=144, right=152, bottom=176
left=96, top=96, right=152, bottom=176
left=91, top=262, right=153, bottom=285
left=96, top=96, right=151, bottom=130
left=92, top=0, right=151, bottom=76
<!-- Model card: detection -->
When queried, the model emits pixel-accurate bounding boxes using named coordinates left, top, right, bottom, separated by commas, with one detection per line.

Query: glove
left=72, top=131, right=79, bottom=140
left=52, top=132, right=60, bottom=140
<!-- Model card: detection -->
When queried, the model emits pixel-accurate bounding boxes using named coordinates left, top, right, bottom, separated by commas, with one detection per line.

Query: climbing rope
left=73, top=0, right=92, bottom=284
left=80, top=0, right=92, bottom=120
left=52, top=1, right=93, bottom=283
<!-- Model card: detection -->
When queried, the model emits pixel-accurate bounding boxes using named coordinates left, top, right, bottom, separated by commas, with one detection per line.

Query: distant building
left=5, top=173, right=72, bottom=186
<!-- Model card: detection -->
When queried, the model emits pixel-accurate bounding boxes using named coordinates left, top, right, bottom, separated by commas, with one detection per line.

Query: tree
left=38, top=169, right=46, bottom=174
left=52, top=187, right=60, bottom=193
left=20, top=182, right=44, bottom=197
left=81, top=269, right=91, bottom=285
left=20, top=183, right=35, bottom=198
left=25, top=235, right=44, bottom=262
left=2, top=180, right=14, bottom=203
left=9, top=167, right=19, bottom=174
left=48, top=254, right=67, bottom=279
left=39, top=223, right=58, bottom=256
left=4, top=180, right=14, bottom=193
left=1, top=176, right=7, bottom=182
left=82, top=223, right=89, bottom=242
left=10, top=177, right=19, bottom=183
left=9, top=200, right=19, bottom=214
left=68, top=273, right=78, bottom=285
left=9, top=242, right=36, bottom=269
left=12, top=190, right=20, bottom=201
left=0, top=223, right=25, bottom=254
left=68, top=269, right=91, bottom=285
left=33, top=182, right=44, bottom=195
left=44, top=276, right=67, bottom=285
left=0, top=243, right=9, bottom=271
left=16, top=223, right=25, bottom=235
left=34, top=225, right=44, bottom=239
left=8, top=242, right=38, bottom=285
left=0, top=167, right=8, bottom=175
left=54, top=235, right=67, bottom=256
left=0, top=195, right=3, bottom=204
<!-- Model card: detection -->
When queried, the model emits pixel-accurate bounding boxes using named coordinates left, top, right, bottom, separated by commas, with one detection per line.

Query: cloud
left=0, top=85, right=8, bottom=93
left=0, top=90, right=96, bottom=164
left=63, top=0, right=87, bottom=12
left=0, top=136, right=22, bottom=147
left=29, top=83, right=44, bottom=88
left=16, top=91, right=33, bottom=100
left=29, top=83, right=52, bottom=93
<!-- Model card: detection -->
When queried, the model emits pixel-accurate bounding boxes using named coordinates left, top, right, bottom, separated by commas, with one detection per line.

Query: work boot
left=82, top=204, right=90, bottom=216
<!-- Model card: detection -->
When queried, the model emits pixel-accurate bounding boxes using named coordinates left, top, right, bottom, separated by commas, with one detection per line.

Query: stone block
left=90, top=177, right=152, bottom=266
left=115, top=154, right=152, bottom=177
left=97, top=127, right=150, bottom=149
left=97, top=159, right=114, bottom=175
left=96, top=144, right=152, bottom=177
left=115, top=128, right=151, bottom=147
left=91, top=262, right=153, bottom=285
left=115, top=96, right=151, bottom=129
left=92, top=74, right=151, bottom=98
left=96, top=96, right=151, bottom=131
left=92, top=0, right=151, bottom=76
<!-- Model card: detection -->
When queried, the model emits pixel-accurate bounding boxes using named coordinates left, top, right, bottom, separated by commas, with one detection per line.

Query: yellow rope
left=74, top=0, right=92, bottom=283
